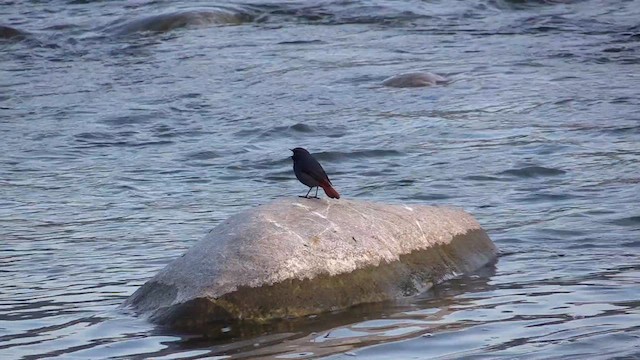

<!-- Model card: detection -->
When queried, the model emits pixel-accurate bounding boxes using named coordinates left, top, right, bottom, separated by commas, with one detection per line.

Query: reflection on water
left=119, top=267, right=498, bottom=359
left=107, top=262, right=639, bottom=359
left=2, top=0, right=640, bottom=358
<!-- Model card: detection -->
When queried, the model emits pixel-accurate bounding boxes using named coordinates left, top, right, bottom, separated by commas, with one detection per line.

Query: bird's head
left=290, top=147, right=310, bottom=160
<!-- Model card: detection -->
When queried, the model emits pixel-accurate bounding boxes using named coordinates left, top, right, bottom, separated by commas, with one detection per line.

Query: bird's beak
left=290, top=148, right=294, bottom=152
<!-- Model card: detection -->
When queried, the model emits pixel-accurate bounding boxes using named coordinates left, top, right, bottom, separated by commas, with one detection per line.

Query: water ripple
left=499, top=166, right=567, bottom=178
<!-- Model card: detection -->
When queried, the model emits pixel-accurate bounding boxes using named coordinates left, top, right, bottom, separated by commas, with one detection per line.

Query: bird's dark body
left=290, top=148, right=340, bottom=199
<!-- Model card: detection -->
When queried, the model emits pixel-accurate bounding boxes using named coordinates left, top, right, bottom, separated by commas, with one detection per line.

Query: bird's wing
left=302, top=161, right=332, bottom=185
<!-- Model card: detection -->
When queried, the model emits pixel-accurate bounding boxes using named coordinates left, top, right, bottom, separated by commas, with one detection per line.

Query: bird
left=290, top=147, right=340, bottom=199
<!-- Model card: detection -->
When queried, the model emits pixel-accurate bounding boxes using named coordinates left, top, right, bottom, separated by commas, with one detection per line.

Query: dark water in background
left=1, top=0, right=640, bottom=358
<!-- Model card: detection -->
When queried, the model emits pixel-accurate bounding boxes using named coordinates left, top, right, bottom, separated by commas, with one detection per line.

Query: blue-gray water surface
left=1, top=0, right=639, bottom=359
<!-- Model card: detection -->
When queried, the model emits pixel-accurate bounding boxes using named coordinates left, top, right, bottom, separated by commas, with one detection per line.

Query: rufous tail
left=319, top=181, right=340, bottom=199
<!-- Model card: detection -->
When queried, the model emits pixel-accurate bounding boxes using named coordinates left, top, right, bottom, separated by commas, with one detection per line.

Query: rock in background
left=382, top=72, right=449, bottom=87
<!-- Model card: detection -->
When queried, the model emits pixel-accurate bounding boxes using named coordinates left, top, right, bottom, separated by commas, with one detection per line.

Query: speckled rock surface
left=126, top=198, right=497, bottom=329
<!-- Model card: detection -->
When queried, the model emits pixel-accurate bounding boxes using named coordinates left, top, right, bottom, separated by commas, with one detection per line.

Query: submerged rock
left=108, top=8, right=255, bottom=36
left=126, top=198, right=497, bottom=330
left=382, top=72, right=449, bottom=87
left=0, top=25, right=29, bottom=40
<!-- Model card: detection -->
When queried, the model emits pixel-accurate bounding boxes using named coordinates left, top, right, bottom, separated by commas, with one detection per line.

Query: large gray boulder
left=126, top=198, right=497, bottom=329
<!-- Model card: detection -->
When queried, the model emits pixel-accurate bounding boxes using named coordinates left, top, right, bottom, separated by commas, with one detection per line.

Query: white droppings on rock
left=293, top=202, right=312, bottom=210
left=312, top=211, right=327, bottom=219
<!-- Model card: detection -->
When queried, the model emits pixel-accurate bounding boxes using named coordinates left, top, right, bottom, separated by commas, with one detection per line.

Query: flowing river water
left=1, top=0, right=639, bottom=358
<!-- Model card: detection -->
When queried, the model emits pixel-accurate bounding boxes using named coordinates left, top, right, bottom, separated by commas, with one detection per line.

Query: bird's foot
left=310, top=196, right=320, bottom=199
left=299, top=195, right=310, bottom=198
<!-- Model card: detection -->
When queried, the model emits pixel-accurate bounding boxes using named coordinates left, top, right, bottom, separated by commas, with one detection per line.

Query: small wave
left=609, top=216, right=640, bottom=227
left=288, top=123, right=315, bottom=133
left=566, top=242, right=600, bottom=250
left=410, top=193, right=453, bottom=201
left=105, top=8, right=256, bottom=36
left=277, top=39, right=325, bottom=45
left=235, top=123, right=317, bottom=139
left=499, top=166, right=566, bottom=178
left=74, top=131, right=173, bottom=148
left=41, top=23, right=81, bottom=31
left=492, top=0, right=576, bottom=10
left=396, top=179, right=415, bottom=186
left=185, top=150, right=220, bottom=161
left=99, top=113, right=160, bottom=127
left=259, top=3, right=432, bottom=26
left=314, top=149, right=403, bottom=161
left=74, top=132, right=115, bottom=141
left=622, top=240, right=640, bottom=247
left=330, top=6, right=427, bottom=25
left=265, top=123, right=316, bottom=136
left=464, top=175, right=507, bottom=182
left=517, top=192, right=579, bottom=202
left=76, top=140, right=173, bottom=148
left=501, top=13, right=612, bottom=36
left=602, top=125, right=640, bottom=135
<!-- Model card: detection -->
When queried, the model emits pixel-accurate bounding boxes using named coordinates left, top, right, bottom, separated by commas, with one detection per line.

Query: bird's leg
left=312, top=186, right=319, bottom=199
left=299, top=187, right=313, bottom=198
